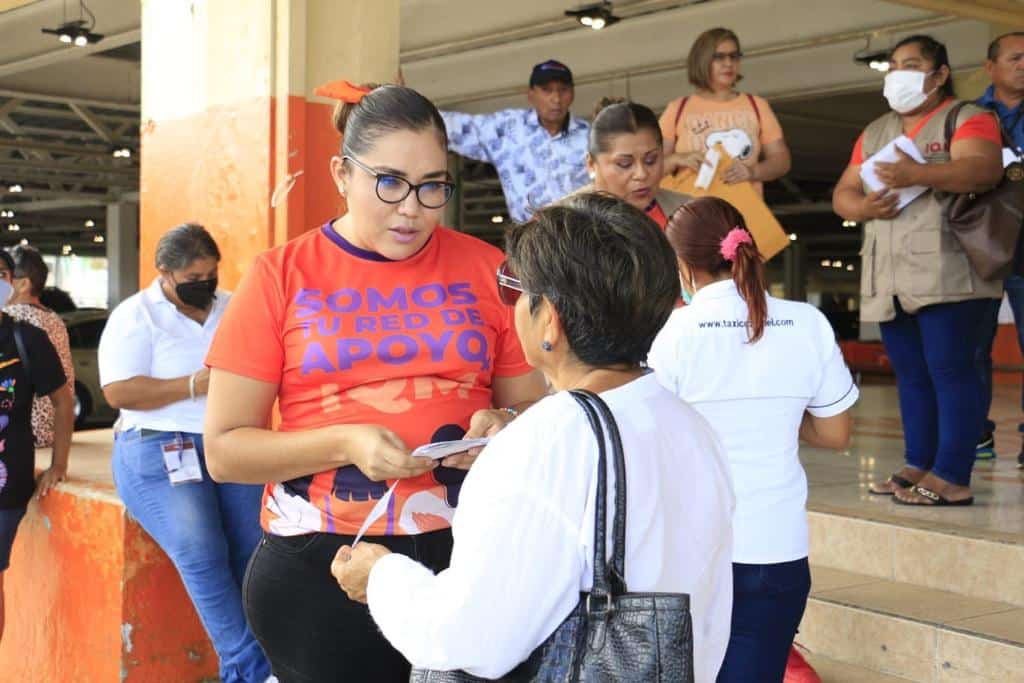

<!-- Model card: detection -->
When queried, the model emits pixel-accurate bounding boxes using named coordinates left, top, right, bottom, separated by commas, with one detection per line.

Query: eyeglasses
left=343, top=156, right=455, bottom=209
left=496, top=261, right=525, bottom=306
left=712, top=51, right=743, bottom=62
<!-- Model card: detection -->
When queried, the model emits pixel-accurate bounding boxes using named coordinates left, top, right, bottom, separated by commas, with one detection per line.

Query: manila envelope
left=659, top=143, right=790, bottom=261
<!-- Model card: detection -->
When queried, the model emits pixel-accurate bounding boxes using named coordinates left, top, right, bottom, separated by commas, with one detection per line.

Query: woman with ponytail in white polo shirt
left=649, top=197, right=858, bottom=683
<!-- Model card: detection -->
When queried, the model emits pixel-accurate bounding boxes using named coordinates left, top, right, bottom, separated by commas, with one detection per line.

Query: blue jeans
left=976, top=275, right=1024, bottom=434
left=716, top=558, right=811, bottom=683
left=881, top=299, right=991, bottom=486
left=112, top=430, right=270, bottom=683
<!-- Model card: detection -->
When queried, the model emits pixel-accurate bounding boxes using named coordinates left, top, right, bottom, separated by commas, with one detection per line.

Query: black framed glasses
left=712, top=50, right=743, bottom=62
left=496, top=261, right=525, bottom=306
left=343, top=155, right=455, bottom=209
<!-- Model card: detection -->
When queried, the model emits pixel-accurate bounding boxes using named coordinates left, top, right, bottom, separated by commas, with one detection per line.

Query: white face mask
left=0, top=280, right=12, bottom=308
left=883, top=70, right=937, bottom=114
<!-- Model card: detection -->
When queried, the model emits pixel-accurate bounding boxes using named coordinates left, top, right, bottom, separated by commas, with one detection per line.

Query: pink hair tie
left=720, top=227, right=752, bottom=262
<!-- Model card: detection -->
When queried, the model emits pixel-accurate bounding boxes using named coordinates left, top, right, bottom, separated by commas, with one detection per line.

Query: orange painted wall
left=0, top=488, right=216, bottom=681
left=139, top=97, right=275, bottom=290
left=139, top=95, right=343, bottom=291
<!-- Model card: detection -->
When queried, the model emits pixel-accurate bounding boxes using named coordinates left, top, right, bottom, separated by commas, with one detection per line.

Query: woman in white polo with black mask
left=649, top=196, right=858, bottom=683
left=98, top=223, right=270, bottom=683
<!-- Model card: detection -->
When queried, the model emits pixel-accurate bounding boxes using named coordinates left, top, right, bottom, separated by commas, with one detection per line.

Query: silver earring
left=542, top=341, right=553, bottom=351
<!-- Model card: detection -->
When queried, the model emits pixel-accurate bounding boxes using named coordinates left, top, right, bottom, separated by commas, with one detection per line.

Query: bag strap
left=672, top=96, right=689, bottom=134
left=943, top=101, right=968, bottom=151
left=746, top=93, right=761, bottom=126
left=570, top=389, right=628, bottom=598
left=8, top=317, right=31, bottom=380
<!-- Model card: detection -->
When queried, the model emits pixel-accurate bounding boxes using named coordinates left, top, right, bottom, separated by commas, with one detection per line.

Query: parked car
left=62, top=309, right=117, bottom=428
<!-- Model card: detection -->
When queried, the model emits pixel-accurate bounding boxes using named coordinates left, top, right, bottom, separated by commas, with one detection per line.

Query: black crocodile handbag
left=410, top=389, right=695, bottom=683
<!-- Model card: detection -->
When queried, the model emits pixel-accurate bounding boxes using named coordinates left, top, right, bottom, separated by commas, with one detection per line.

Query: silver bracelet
left=188, top=372, right=197, bottom=401
left=502, top=406, right=519, bottom=419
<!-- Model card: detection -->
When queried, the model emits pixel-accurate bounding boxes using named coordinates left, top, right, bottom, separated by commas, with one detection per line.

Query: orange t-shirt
left=848, top=100, right=1002, bottom=166
left=659, top=92, right=784, bottom=196
left=206, top=224, right=532, bottom=537
left=646, top=201, right=669, bottom=229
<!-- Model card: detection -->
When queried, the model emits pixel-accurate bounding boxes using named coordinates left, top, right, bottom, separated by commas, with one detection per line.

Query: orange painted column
left=139, top=0, right=399, bottom=290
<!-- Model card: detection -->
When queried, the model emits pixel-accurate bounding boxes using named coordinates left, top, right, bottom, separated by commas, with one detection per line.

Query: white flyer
left=411, top=438, right=490, bottom=460
left=352, top=484, right=397, bottom=546
left=858, top=135, right=928, bottom=211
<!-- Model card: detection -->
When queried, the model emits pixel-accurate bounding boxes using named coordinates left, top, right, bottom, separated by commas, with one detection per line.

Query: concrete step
left=800, top=566, right=1024, bottom=682
left=807, top=509, right=1024, bottom=608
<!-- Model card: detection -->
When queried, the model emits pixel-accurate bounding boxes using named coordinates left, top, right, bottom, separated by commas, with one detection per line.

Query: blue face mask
left=679, top=272, right=694, bottom=305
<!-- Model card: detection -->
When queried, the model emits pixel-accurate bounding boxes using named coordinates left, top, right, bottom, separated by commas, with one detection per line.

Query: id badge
left=161, top=437, right=203, bottom=486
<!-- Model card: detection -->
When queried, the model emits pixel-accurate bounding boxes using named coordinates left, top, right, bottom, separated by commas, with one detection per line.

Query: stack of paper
left=412, top=438, right=490, bottom=460
left=858, top=135, right=928, bottom=211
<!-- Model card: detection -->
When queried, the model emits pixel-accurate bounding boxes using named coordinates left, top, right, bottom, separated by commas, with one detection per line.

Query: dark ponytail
left=589, top=98, right=663, bottom=157
left=331, top=84, right=447, bottom=156
left=665, top=196, right=768, bottom=343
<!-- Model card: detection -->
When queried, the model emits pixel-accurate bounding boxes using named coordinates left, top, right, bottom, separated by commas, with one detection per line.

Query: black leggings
left=243, top=529, right=454, bottom=683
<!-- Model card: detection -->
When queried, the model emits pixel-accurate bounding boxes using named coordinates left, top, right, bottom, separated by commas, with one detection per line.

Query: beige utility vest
left=858, top=101, right=1001, bottom=323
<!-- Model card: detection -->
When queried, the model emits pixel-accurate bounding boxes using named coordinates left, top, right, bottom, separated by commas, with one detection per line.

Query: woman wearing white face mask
left=833, top=35, right=1003, bottom=507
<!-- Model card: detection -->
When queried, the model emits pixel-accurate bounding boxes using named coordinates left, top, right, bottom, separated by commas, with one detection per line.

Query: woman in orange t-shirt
left=582, top=98, right=690, bottom=229
left=660, top=27, right=791, bottom=196
left=203, top=83, right=547, bottom=682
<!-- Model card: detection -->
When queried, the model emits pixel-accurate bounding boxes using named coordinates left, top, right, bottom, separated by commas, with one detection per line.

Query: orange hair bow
left=314, top=79, right=370, bottom=104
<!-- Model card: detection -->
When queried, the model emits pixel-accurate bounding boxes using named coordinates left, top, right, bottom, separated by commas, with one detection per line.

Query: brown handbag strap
left=943, top=101, right=968, bottom=149
left=672, top=96, right=689, bottom=132
left=746, top=93, right=761, bottom=126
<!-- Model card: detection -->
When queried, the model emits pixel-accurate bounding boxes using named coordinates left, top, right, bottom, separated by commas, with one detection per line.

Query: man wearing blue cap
left=440, top=59, right=590, bottom=223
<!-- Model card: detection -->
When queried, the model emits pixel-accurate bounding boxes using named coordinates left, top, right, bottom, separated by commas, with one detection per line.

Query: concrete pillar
left=106, top=201, right=138, bottom=308
left=783, top=239, right=806, bottom=302
left=139, top=0, right=399, bottom=290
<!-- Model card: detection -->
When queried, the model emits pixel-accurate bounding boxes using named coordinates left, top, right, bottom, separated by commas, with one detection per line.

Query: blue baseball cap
left=529, top=60, right=574, bottom=87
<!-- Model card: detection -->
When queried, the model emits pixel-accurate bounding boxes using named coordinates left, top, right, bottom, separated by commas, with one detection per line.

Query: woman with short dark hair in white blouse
left=649, top=197, right=858, bottom=683
left=98, top=224, right=270, bottom=683
left=332, top=193, right=735, bottom=682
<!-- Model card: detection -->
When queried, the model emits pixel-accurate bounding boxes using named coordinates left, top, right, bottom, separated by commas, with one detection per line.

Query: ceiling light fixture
left=19, top=239, right=28, bottom=246
left=84, top=219, right=95, bottom=228
left=0, top=211, right=12, bottom=218
left=41, top=1, right=104, bottom=47
left=565, top=1, right=621, bottom=30
left=788, top=233, right=797, bottom=241
left=112, top=147, right=132, bottom=159
left=7, top=224, right=19, bottom=232
left=8, top=184, right=22, bottom=193
left=491, top=215, right=504, bottom=224
left=61, top=244, right=73, bottom=256
left=853, top=37, right=890, bottom=72
left=93, top=234, right=105, bottom=243
left=841, top=219, right=858, bottom=228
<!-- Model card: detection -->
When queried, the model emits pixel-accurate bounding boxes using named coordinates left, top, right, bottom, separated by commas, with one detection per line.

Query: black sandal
left=868, top=473, right=916, bottom=496
left=893, top=485, right=974, bottom=506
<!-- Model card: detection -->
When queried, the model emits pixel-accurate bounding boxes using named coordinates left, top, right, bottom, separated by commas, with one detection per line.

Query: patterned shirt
left=3, top=304, right=73, bottom=448
left=441, top=108, right=591, bottom=222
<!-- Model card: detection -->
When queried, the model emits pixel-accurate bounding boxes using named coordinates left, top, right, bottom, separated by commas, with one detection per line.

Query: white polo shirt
left=649, top=279, right=858, bottom=565
left=98, top=278, right=230, bottom=434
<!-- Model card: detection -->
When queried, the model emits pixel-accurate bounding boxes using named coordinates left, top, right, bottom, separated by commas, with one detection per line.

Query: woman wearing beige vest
left=833, top=35, right=1003, bottom=507
left=583, top=98, right=690, bottom=229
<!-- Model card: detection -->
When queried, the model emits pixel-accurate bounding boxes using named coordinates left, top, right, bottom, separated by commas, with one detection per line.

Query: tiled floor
left=802, top=382, right=1024, bottom=544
